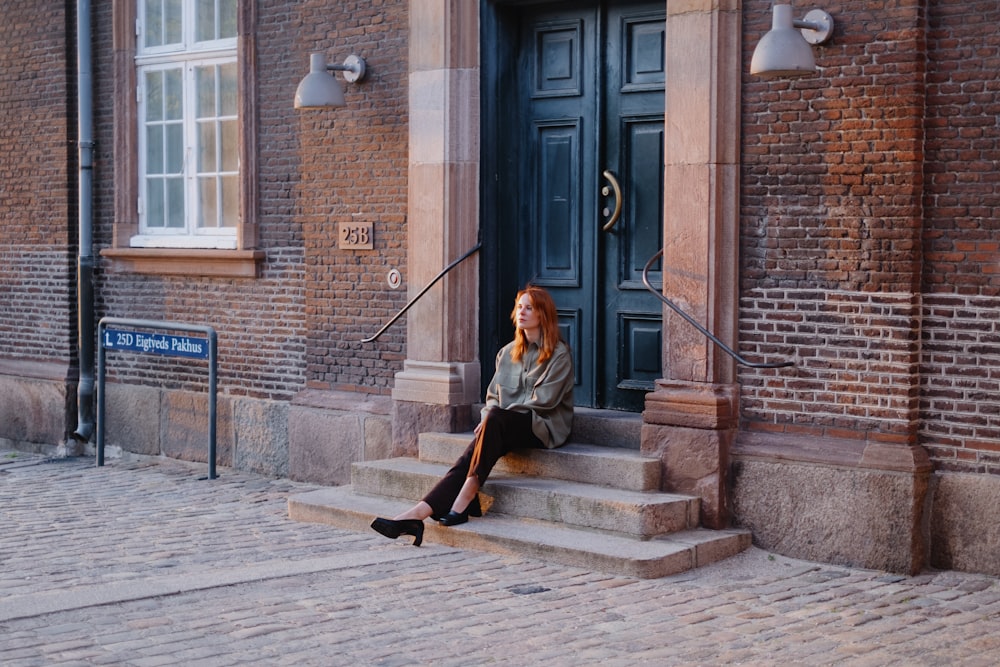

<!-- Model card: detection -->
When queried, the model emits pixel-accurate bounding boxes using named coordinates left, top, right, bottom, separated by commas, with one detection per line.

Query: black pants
left=421, top=407, right=544, bottom=518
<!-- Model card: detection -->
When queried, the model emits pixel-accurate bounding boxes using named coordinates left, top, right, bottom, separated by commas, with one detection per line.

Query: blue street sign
left=103, top=328, right=210, bottom=359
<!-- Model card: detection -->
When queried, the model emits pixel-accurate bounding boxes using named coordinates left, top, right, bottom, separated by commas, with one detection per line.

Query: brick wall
left=921, top=296, right=1000, bottom=473
left=6, top=0, right=999, bottom=475
left=924, top=0, right=1000, bottom=296
left=0, top=1, right=76, bottom=364
left=290, top=0, right=409, bottom=396
left=739, top=289, right=919, bottom=441
left=90, top=0, right=409, bottom=401
left=739, top=0, right=925, bottom=440
left=740, top=0, right=1000, bottom=470
left=921, top=0, right=1000, bottom=473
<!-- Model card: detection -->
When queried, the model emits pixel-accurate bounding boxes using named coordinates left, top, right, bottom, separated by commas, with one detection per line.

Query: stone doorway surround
left=389, top=0, right=739, bottom=523
left=391, top=0, right=743, bottom=520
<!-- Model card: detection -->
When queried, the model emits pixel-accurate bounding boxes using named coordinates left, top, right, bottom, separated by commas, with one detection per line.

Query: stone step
left=419, top=432, right=663, bottom=492
left=351, top=457, right=698, bottom=538
left=569, top=407, right=644, bottom=449
left=288, top=486, right=751, bottom=580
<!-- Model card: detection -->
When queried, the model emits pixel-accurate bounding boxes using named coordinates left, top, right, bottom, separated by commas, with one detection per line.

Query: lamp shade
left=294, top=53, right=345, bottom=109
left=750, top=4, right=817, bottom=78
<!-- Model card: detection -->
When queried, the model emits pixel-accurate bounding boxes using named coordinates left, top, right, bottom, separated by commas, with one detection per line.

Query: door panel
left=622, top=119, right=664, bottom=287
left=535, top=121, right=583, bottom=286
left=506, top=0, right=664, bottom=411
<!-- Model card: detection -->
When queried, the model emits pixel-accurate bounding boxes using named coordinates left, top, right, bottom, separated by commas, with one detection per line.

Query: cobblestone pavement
left=2, top=451, right=999, bottom=666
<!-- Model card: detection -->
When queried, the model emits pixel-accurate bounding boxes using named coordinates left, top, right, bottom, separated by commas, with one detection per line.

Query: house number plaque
left=339, top=221, right=374, bottom=250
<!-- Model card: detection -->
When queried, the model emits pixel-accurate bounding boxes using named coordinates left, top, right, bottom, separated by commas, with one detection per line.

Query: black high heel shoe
left=439, top=495, right=483, bottom=527
left=370, top=517, right=424, bottom=546
left=432, top=496, right=481, bottom=521
left=468, top=495, right=483, bottom=517
left=439, top=510, right=468, bottom=526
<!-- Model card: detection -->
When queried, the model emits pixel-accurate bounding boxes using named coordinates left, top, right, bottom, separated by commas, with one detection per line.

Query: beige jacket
left=482, top=339, right=574, bottom=448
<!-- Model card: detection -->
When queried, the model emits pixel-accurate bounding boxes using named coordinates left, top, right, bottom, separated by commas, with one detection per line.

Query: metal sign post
left=96, top=317, right=218, bottom=479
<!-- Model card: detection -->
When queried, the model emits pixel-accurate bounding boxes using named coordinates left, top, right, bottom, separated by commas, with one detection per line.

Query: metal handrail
left=361, top=242, right=482, bottom=343
left=642, top=249, right=795, bottom=369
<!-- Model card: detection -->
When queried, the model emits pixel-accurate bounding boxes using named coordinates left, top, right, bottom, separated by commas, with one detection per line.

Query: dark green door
left=489, top=0, right=664, bottom=411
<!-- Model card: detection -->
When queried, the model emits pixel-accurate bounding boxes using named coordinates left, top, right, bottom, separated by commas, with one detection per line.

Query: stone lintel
left=0, top=357, right=76, bottom=382
left=643, top=379, right=739, bottom=429
left=291, top=388, right=393, bottom=415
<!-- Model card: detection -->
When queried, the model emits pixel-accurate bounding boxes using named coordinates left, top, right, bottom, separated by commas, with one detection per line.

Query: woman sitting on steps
left=370, top=285, right=575, bottom=546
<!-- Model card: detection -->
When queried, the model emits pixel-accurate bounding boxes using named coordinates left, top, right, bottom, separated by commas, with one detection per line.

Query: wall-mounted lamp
left=750, top=3, right=834, bottom=78
left=294, top=53, right=367, bottom=109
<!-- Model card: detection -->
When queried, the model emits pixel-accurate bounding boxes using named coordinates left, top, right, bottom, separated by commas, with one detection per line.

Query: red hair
left=509, top=286, right=561, bottom=364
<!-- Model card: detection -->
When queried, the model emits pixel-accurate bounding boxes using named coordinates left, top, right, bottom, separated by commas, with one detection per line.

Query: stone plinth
left=391, top=399, right=474, bottom=459
left=642, top=380, right=738, bottom=529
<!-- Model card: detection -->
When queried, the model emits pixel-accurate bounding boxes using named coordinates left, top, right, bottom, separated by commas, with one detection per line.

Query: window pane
left=220, top=0, right=237, bottom=39
left=146, top=126, right=164, bottom=174
left=221, top=119, right=238, bottom=171
left=199, top=177, right=218, bottom=228
left=165, top=68, right=183, bottom=120
left=198, top=122, right=217, bottom=172
left=144, top=0, right=164, bottom=48
left=219, top=62, right=237, bottom=116
left=166, top=177, right=185, bottom=228
left=145, top=0, right=183, bottom=47
left=147, top=178, right=165, bottom=227
left=196, top=0, right=215, bottom=42
left=165, top=123, right=184, bottom=173
left=136, top=46, right=239, bottom=242
left=164, top=0, right=182, bottom=44
left=145, top=71, right=163, bottom=121
left=221, top=175, right=238, bottom=227
left=196, top=65, right=216, bottom=118
left=195, top=0, right=236, bottom=42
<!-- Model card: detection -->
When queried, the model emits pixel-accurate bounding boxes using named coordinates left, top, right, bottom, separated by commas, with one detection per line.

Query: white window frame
left=133, top=0, right=239, bottom=250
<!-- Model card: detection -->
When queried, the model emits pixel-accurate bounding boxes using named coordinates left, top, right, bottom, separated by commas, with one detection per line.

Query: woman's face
left=515, top=294, right=541, bottom=335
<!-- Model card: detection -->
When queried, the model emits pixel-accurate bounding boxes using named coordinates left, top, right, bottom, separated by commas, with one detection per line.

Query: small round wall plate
left=800, top=9, right=834, bottom=45
left=343, top=55, right=366, bottom=83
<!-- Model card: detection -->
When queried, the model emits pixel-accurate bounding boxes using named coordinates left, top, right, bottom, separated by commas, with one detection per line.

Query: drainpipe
left=72, top=0, right=95, bottom=444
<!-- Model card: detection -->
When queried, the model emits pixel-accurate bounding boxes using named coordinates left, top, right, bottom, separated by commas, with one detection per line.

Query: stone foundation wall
left=0, top=365, right=76, bottom=456
left=929, top=472, right=1000, bottom=576
left=730, top=432, right=930, bottom=575
left=288, top=389, right=394, bottom=486
left=19, top=381, right=397, bottom=484
left=733, top=456, right=1000, bottom=577
left=102, top=383, right=291, bottom=478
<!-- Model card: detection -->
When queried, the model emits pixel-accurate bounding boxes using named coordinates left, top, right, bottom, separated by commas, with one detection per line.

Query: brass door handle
left=601, top=169, right=622, bottom=232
